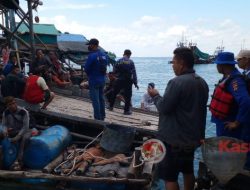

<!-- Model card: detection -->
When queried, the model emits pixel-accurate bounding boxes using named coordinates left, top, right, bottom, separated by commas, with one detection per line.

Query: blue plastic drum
left=23, top=125, right=71, bottom=169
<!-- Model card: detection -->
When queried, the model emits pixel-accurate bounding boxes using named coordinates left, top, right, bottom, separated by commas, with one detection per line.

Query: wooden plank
left=11, top=95, right=159, bottom=135
left=51, top=85, right=158, bottom=116
left=0, top=170, right=150, bottom=185
left=46, top=94, right=159, bottom=131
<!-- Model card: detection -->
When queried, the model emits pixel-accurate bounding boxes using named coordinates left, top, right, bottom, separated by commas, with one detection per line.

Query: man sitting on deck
left=23, top=71, right=55, bottom=110
left=1, top=65, right=26, bottom=98
left=141, top=82, right=157, bottom=112
left=48, top=51, right=71, bottom=87
left=30, top=49, right=53, bottom=83
left=0, top=96, right=31, bottom=170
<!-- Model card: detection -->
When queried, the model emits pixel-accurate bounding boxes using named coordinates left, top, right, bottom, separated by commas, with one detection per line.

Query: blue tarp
left=57, top=34, right=88, bottom=42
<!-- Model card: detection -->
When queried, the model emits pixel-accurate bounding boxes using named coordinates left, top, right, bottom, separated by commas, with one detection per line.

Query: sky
left=18, top=0, right=250, bottom=57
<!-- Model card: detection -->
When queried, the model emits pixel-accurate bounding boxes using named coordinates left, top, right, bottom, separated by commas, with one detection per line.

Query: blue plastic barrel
left=23, top=125, right=71, bottom=169
left=0, top=138, right=18, bottom=169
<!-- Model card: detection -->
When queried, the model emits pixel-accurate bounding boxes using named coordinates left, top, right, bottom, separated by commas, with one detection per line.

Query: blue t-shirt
left=84, top=50, right=107, bottom=86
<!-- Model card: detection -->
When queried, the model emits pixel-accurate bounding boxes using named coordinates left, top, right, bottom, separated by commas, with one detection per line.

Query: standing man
left=84, top=38, right=107, bottom=120
left=236, top=50, right=250, bottom=171
left=210, top=52, right=250, bottom=139
left=148, top=47, right=209, bottom=190
left=109, top=49, right=139, bottom=115
left=237, top=49, right=250, bottom=88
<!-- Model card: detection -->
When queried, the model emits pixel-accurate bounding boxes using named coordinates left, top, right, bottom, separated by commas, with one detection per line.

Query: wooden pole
left=42, top=153, right=64, bottom=174
left=8, top=11, right=29, bottom=42
left=9, top=0, right=48, bottom=51
left=0, top=170, right=150, bottom=185
left=27, top=0, right=35, bottom=62
left=35, top=124, right=98, bottom=141
left=0, top=23, right=30, bottom=48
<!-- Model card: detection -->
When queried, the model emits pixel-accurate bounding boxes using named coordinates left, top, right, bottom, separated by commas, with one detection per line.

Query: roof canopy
left=17, top=23, right=59, bottom=36
left=57, top=33, right=89, bottom=53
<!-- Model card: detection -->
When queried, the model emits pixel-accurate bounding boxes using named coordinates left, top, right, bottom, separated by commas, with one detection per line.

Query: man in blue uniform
left=236, top=50, right=250, bottom=170
left=84, top=38, right=107, bottom=120
left=210, top=52, right=250, bottom=139
left=109, top=49, right=139, bottom=115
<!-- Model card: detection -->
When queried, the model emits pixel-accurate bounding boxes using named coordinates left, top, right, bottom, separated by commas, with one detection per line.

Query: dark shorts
left=157, top=142, right=195, bottom=182
left=43, top=90, right=51, bottom=102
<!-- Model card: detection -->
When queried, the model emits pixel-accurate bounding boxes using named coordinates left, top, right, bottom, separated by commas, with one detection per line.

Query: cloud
left=36, top=14, right=250, bottom=56
left=132, top=16, right=164, bottom=28
left=40, top=3, right=107, bottom=11
left=158, top=25, right=187, bottom=37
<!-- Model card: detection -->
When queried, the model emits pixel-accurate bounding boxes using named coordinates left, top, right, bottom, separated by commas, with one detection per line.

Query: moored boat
left=0, top=124, right=153, bottom=190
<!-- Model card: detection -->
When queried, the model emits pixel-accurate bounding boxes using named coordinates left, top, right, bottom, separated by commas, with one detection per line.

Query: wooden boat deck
left=47, top=94, right=159, bottom=132
left=11, top=94, right=159, bottom=137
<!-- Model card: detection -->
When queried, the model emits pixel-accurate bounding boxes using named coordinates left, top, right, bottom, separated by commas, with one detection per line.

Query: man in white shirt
left=141, top=83, right=157, bottom=112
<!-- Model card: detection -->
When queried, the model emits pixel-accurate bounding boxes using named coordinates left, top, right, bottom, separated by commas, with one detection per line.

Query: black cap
left=86, top=38, right=99, bottom=45
left=148, top=82, right=155, bottom=89
left=124, top=49, right=132, bottom=55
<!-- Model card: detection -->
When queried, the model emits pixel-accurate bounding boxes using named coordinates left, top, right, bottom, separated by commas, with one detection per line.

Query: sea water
left=131, top=57, right=219, bottom=137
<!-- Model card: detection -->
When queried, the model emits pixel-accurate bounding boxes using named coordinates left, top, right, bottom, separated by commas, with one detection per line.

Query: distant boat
left=186, top=42, right=213, bottom=64
left=169, top=38, right=213, bottom=64
left=212, top=41, right=225, bottom=59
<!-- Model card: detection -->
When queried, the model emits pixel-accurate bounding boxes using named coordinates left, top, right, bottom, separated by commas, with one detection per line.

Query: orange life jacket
left=209, top=78, right=234, bottom=119
left=23, top=75, right=44, bottom=104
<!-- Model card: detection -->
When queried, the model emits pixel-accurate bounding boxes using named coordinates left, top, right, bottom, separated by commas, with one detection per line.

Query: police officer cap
left=124, top=49, right=132, bottom=55
left=214, top=52, right=237, bottom=65
left=86, top=38, right=99, bottom=45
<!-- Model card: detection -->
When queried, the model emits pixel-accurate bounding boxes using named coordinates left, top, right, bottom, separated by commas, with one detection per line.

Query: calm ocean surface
left=131, top=57, right=219, bottom=137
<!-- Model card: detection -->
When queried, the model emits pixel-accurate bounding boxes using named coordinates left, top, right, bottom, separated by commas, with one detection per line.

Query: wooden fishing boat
left=0, top=124, right=154, bottom=190
left=4, top=93, right=159, bottom=138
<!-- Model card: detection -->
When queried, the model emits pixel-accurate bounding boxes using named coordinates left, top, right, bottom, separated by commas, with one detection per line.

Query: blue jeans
left=89, top=84, right=105, bottom=120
